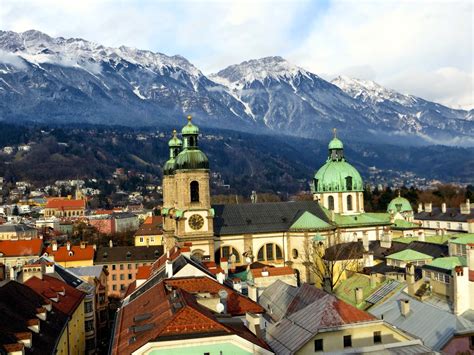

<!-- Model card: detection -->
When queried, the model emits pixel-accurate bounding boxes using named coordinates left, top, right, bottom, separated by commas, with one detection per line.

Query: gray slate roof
left=258, top=280, right=298, bottom=322
left=95, top=245, right=164, bottom=263
left=369, top=290, right=474, bottom=350
left=68, top=265, right=105, bottom=279
left=212, top=201, right=333, bottom=236
left=0, top=223, right=36, bottom=233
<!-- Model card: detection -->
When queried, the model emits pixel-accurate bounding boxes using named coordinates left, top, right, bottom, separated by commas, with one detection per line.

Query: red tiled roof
left=25, top=275, right=86, bottom=316
left=123, top=281, right=137, bottom=298
left=165, top=276, right=264, bottom=315
left=150, top=246, right=182, bottom=274
left=0, top=239, right=43, bottom=257
left=469, top=270, right=474, bottom=282
left=45, top=198, right=86, bottom=210
left=136, top=265, right=151, bottom=280
left=250, top=266, right=295, bottom=278
left=144, top=216, right=162, bottom=225
left=44, top=245, right=94, bottom=262
left=112, top=280, right=268, bottom=355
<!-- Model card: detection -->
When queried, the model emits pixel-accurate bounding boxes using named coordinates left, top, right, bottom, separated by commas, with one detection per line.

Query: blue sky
left=1, top=0, right=472, bottom=109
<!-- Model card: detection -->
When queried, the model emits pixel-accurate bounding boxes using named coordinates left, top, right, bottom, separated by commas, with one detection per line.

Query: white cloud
left=0, top=50, right=27, bottom=69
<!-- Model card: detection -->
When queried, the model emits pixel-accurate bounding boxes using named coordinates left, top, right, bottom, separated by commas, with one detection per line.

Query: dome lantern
left=175, top=115, right=209, bottom=170
left=163, top=129, right=183, bottom=176
left=387, top=192, right=413, bottom=214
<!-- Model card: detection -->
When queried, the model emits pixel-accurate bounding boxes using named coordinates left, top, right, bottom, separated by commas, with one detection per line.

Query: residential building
left=0, top=223, right=38, bottom=240
left=415, top=200, right=474, bottom=235
left=370, top=289, right=474, bottom=352
left=0, top=239, right=43, bottom=279
left=0, top=280, right=69, bottom=355
left=44, top=240, right=95, bottom=267
left=247, top=266, right=297, bottom=302
left=259, top=280, right=427, bottom=354
left=44, top=197, right=86, bottom=218
left=88, top=212, right=139, bottom=235
left=94, top=244, right=163, bottom=297
left=110, top=279, right=272, bottom=355
left=25, top=274, right=87, bottom=354
left=134, top=215, right=163, bottom=246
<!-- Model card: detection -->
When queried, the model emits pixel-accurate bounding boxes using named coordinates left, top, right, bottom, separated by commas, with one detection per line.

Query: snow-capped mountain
left=0, top=30, right=472, bottom=146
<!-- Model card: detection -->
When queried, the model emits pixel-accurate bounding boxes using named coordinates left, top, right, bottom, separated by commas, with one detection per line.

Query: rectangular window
left=112, top=264, right=116, bottom=270
left=120, top=284, right=125, bottom=291
left=343, top=335, right=352, bottom=348
left=314, top=339, right=323, bottom=351
left=112, top=275, right=116, bottom=281
left=112, top=285, right=117, bottom=291
left=373, top=331, right=382, bottom=344
left=150, top=237, right=155, bottom=243
left=447, top=222, right=451, bottom=229
left=128, top=264, right=132, bottom=269
left=120, top=274, right=124, bottom=280
left=139, top=237, right=144, bottom=243
left=128, top=274, right=132, bottom=280
left=120, top=264, right=124, bottom=270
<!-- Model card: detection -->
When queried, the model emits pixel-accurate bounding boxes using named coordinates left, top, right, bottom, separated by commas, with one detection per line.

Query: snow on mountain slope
left=0, top=30, right=472, bottom=146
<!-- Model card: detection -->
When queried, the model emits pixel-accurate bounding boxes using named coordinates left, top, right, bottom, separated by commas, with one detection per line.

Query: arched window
left=257, top=243, right=283, bottom=261
left=292, top=249, right=299, bottom=259
left=313, top=178, right=319, bottom=191
left=190, top=181, right=199, bottom=202
left=345, top=176, right=353, bottom=190
left=191, top=249, right=205, bottom=262
left=215, top=246, right=240, bottom=263
left=347, top=195, right=353, bottom=211
left=328, top=196, right=335, bottom=210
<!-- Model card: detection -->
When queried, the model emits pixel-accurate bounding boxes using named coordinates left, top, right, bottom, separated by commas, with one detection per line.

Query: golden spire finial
left=333, top=128, right=337, bottom=138
left=398, top=190, right=401, bottom=197
left=172, top=129, right=177, bottom=136
left=187, top=115, right=192, bottom=122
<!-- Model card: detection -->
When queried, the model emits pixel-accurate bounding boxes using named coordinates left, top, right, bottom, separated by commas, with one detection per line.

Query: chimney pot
left=441, top=203, right=447, bottom=213
left=400, top=299, right=410, bottom=316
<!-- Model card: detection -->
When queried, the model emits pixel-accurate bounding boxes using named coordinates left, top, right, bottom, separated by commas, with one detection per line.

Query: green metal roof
left=168, top=130, right=183, bottom=147
left=314, top=160, right=364, bottom=193
left=328, top=137, right=344, bottom=150
left=386, top=249, right=433, bottom=261
left=449, top=234, right=474, bottom=245
left=387, top=196, right=413, bottom=214
left=334, top=273, right=381, bottom=308
left=427, top=256, right=467, bottom=270
left=163, top=158, right=176, bottom=175
left=289, top=211, right=333, bottom=231
left=323, top=208, right=391, bottom=227
left=393, top=235, right=451, bottom=245
left=392, top=219, right=420, bottom=230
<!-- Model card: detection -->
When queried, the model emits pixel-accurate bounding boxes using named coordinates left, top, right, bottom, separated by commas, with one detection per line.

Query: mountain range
left=0, top=30, right=472, bottom=146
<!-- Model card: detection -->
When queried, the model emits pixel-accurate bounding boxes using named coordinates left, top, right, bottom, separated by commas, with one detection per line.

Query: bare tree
left=304, top=234, right=364, bottom=293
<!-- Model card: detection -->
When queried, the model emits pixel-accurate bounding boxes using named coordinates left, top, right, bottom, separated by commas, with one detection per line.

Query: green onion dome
left=163, top=158, right=176, bottom=175
left=175, top=150, right=209, bottom=170
left=181, top=115, right=200, bottom=135
left=387, top=194, right=413, bottom=213
left=314, top=160, right=363, bottom=192
left=313, top=130, right=363, bottom=193
left=168, top=129, right=182, bottom=148
left=328, top=137, right=344, bottom=150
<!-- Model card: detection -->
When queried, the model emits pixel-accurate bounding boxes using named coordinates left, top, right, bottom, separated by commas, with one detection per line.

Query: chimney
left=220, top=258, right=229, bottom=275
left=66, top=241, right=71, bottom=251
left=181, top=247, right=191, bottom=258
left=453, top=265, right=469, bottom=315
left=22, top=264, right=43, bottom=283
left=380, top=231, right=392, bottom=249
left=109, top=240, right=113, bottom=248
left=80, top=241, right=87, bottom=249
left=51, top=241, right=58, bottom=252
left=418, top=230, right=425, bottom=242
left=15, top=332, right=32, bottom=349
left=363, top=252, right=374, bottom=267
left=355, top=287, right=363, bottom=304
left=261, top=267, right=269, bottom=277
left=424, top=202, right=432, bottom=213
left=232, top=278, right=242, bottom=293
left=460, top=199, right=471, bottom=215
left=406, top=264, right=416, bottom=296
left=216, top=271, right=225, bottom=284
left=370, top=273, right=377, bottom=288
left=389, top=212, right=395, bottom=224
left=417, top=203, right=423, bottom=213
left=400, top=299, right=410, bottom=317
left=165, top=259, right=173, bottom=278
left=245, top=312, right=263, bottom=338
left=362, top=233, right=369, bottom=252
left=467, top=245, right=474, bottom=272
left=441, top=203, right=447, bottom=214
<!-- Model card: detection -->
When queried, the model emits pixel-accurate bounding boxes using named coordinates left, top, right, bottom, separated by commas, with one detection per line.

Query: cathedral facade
left=161, top=117, right=393, bottom=283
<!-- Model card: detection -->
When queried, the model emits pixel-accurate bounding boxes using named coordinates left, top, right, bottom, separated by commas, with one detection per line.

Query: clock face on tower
left=188, top=214, right=204, bottom=230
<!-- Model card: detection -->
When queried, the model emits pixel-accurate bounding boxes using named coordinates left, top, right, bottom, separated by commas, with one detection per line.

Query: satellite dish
left=218, top=289, right=228, bottom=300
left=216, top=302, right=225, bottom=313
